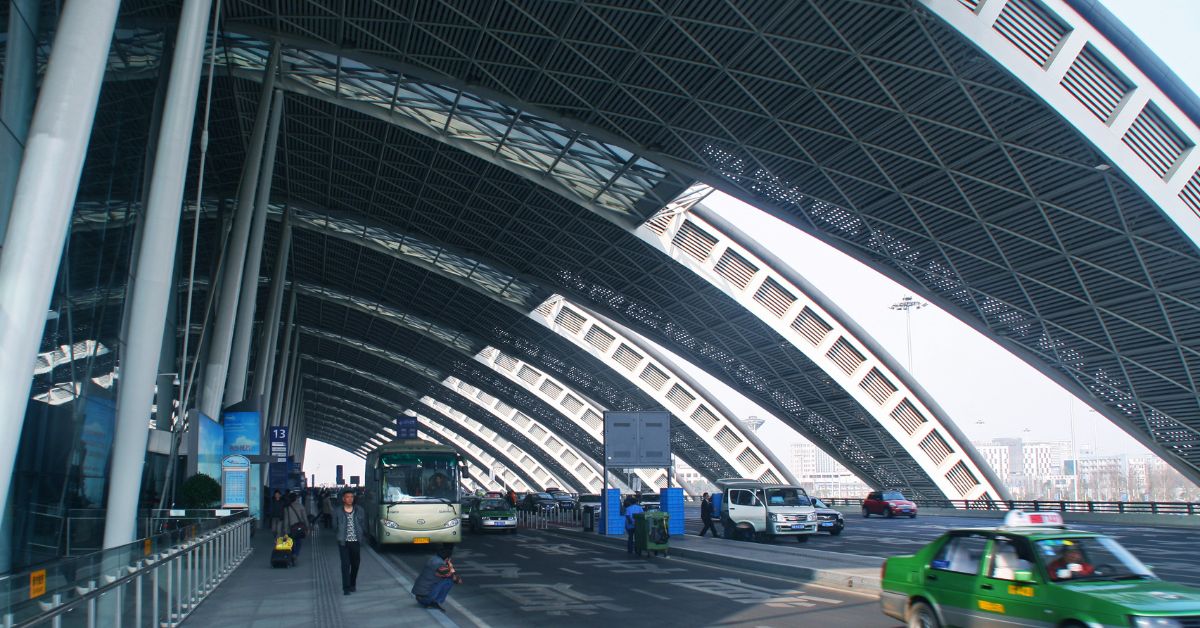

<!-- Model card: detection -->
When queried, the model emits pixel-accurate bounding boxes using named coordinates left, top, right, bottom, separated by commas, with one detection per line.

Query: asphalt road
left=673, top=506, right=1200, bottom=588
left=378, top=527, right=893, bottom=628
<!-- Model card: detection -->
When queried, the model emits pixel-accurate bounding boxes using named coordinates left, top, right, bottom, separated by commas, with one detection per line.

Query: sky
left=304, top=0, right=1200, bottom=486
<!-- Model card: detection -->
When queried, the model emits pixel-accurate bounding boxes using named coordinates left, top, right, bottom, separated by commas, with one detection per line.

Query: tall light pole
left=1069, top=398, right=1080, bottom=502
left=889, top=296, right=928, bottom=373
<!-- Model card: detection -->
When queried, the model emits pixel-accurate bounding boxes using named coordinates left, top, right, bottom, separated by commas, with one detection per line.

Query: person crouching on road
left=624, top=495, right=644, bottom=554
left=335, top=489, right=367, bottom=595
left=411, top=544, right=463, bottom=611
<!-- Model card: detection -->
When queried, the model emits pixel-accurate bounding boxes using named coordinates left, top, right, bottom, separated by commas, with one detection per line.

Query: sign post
left=396, top=415, right=418, bottom=440
left=269, top=426, right=289, bottom=459
left=602, top=411, right=671, bottom=536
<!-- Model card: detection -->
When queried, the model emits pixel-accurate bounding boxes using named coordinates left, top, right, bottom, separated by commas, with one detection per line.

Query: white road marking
left=559, top=568, right=584, bottom=575
left=513, top=553, right=531, bottom=559
left=632, top=589, right=671, bottom=600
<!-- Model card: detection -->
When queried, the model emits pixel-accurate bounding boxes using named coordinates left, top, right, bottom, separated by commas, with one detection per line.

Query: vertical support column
left=269, top=307, right=297, bottom=430
left=252, top=210, right=292, bottom=419
left=0, top=0, right=39, bottom=244
left=198, top=43, right=278, bottom=419
left=103, top=0, right=214, bottom=550
left=0, top=0, right=121, bottom=545
left=225, top=91, right=284, bottom=405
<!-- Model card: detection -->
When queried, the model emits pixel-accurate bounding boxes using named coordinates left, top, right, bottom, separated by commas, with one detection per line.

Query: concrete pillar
left=0, top=0, right=120, bottom=553
left=103, top=0, right=214, bottom=550
left=225, top=90, right=283, bottom=404
left=198, top=43, right=278, bottom=418
left=0, top=0, right=39, bottom=245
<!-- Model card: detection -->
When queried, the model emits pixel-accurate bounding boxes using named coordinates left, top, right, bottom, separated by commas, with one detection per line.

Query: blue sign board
left=269, top=426, right=289, bottom=458
left=396, top=415, right=418, bottom=440
left=221, top=455, right=250, bottom=508
left=197, top=412, right=224, bottom=480
left=222, top=411, right=261, bottom=456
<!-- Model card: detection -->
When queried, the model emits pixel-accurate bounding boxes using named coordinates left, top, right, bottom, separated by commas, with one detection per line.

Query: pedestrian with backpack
left=282, top=492, right=308, bottom=561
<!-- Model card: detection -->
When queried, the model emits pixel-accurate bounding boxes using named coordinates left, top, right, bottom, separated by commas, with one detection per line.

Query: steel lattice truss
left=18, top=0, right=1200, bottom=495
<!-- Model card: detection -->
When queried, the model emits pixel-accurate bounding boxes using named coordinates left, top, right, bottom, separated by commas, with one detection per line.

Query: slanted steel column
left=103, top=0, right=214, bottom=550
left=252, top=210, right=291, bottom=420
left=0, top=0, right=120, bottom=546
left=0, top=0, right=37, bottom=572
left=199, top=43, right=278, bottom=419
left=226, top=90, right=283, bottom=405
left=0, top=0, right=39, bottom=245
left=269, top=298, right=297, bottom=430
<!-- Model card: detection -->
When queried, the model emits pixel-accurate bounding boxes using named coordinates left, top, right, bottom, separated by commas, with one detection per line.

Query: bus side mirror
left=461, top=464, right=470, bottom=479
left=373, top=468, right=381, bottom=482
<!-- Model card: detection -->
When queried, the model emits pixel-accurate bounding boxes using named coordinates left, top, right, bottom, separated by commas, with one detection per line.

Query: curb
left=541, top=526, right=883, bottom=593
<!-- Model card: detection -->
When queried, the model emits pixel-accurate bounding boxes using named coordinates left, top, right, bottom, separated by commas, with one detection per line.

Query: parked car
left=862, top=490, right=917, bottom=518
left=551, top=492, right=577, bottom=510
left=519, top=492, right=558, bottom=512
left=466, top=497, right=517, bottom=534
left=808, top=496, right=844, bottom=535
left=880, top=510, right=1200, bottom=627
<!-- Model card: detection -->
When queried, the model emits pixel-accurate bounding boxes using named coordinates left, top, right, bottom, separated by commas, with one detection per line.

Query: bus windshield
left=379, top=453, right=460, bottom=503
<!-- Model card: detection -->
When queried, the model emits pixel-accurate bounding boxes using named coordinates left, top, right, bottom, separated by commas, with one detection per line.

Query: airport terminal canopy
left=22, top=0, right=1200, bottom=496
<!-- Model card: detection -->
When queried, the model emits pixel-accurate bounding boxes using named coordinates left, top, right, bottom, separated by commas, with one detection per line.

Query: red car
left=862, top=490, right=917, bottom=518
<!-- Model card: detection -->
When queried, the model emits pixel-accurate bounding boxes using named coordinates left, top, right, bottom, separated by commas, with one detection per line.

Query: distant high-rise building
left=788, top=441, right=869, bottom=497
left=741, top=416, right=765, bottom=433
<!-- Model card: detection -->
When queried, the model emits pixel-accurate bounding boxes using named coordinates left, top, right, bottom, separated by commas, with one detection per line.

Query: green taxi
left=880, top=511, right=1200, bottom=627
left=465, top=497, right=517, bottom=534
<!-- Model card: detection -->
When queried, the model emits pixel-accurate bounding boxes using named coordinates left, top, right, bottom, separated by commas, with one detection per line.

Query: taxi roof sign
left=1003, top=510, right=1065, bottom=528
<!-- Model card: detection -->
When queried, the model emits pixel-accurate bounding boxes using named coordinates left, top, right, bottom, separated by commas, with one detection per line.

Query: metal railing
left=1, top=514, right=253, bottom=627
left=516, top=506, right=581, bottom=530
left=822, top=498, right=1200, bottom=515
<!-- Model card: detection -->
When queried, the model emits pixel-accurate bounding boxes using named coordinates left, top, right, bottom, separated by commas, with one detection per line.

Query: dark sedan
left=519, top=492, right=558, bottom=512
left=808, top=496, right=844, bottom=535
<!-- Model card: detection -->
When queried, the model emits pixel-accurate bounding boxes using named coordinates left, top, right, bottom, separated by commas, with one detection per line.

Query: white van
left=717, top=479, right=819, bottom=542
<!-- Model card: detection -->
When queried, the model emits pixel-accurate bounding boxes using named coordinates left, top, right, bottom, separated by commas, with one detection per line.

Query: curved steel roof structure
left=26, top=0, right=1200, bottom=498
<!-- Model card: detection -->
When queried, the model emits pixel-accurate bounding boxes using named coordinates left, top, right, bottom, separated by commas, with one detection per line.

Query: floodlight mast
left=889, top=296, right=928, bottom=374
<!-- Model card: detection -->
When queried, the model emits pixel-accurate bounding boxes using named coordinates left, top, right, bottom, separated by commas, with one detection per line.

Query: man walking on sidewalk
left=411, top=544, right=463, bottom=611
left=335, top=489, right=367, bottom=595
left=698, top=492, right=718, bottom=537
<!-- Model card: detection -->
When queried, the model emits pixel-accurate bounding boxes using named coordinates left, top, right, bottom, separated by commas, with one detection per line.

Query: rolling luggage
left=271, top=535, right=294, bottom=568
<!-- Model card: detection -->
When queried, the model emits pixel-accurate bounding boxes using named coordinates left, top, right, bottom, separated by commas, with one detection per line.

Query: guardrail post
left=50, top=593, right=62, bottom=628
left=1087, top=501, right=1095, bottom=513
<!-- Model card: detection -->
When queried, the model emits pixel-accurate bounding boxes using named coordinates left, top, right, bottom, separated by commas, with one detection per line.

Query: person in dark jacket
left=334, top=489, right=368, bottom=595
left=267, top=490, right=284, bottom=535
left=411, top=544, right=462, bottom=611
left=698, top=492, right=717, bottom=537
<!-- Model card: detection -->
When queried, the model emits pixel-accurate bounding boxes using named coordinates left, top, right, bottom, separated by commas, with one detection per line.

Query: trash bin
left=645, top=511, right=669, bottom=557
left=582, top=505, right=595, bottom=532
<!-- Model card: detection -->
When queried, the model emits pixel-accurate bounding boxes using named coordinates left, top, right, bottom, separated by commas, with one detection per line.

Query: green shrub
left=179, top=473, right=221, bottom=508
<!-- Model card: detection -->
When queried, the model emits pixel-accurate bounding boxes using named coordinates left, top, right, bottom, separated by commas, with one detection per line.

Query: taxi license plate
left=791, top=524, right=805, bottom=530
left=413, top=538, right=430, bottom=544
left=820, top=521, right=833, bottom=527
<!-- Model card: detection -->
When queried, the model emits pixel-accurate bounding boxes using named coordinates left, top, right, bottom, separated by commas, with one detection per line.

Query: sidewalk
left=546, top=525, right=884, bottom=592
left=184, top=523, right=457, bottom=627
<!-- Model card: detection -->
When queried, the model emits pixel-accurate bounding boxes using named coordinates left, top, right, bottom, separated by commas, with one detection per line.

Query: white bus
left=363, top=441, right=464, bottom=546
